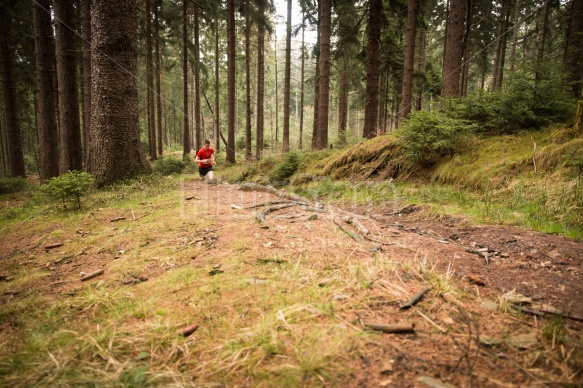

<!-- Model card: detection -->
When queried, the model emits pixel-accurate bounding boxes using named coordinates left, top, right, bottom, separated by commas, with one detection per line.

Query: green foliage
left=24, top=155, right=38, bottom=174
left=236, top=134, right=247, bottom=151
left=397, top=110, right=476, bottom=165
left=43, top=170, right=95, bottom=210
left=268, top=151, right=302, bottom=182
left=0, top=176, right=31, bottom=194
left=450, top=63, right=575, bottom=133
left=152, top=156, right=186, bottom=175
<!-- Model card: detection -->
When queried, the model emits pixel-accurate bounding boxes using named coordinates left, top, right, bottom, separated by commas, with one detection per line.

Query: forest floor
left=0, top=179, right=582, bottom=386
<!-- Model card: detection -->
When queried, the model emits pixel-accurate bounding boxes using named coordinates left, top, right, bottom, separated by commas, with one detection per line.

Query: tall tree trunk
left=274, top=31, right=279, bottom=144
left=194, top=5, right=201, bottom=152
left=415, top=27, right=426, bottom=111
left=245, top=0, right=252, bottom=158
left=315, top=0, right=331, bottom=149
left=283, top=0, right=292, bottom=152
left=508, top=0, right=520, bottom=72
left=299, top=10, right=305, bottom=150
left=145, top=0, right=157, bottom=161
left=182, top=0, right=190, bottom=157
left=363, top=0, right=382, bottom=138
left=88, top=0, right=151, bottom=185
left=565, top=0, right=583, bottom=98
left=441, top=0, right=466, bottom=98
left=33, top=0, right=59, bottom=181
left=54, top=0, right=83, bottom=173
left=256, top=1, right=265, bottom=160
left=460, top=0, right=474, bottom=96
left=400, top=0, right=419, bottom=120
left=226, top=0, right=236, bottom=162
left=154, top=0, right=163, bottom=155
left=491, top=0, right=509, bottom=91
left=311, top=2, right=321, bottom=149
left=0, top=5, right=25, bottom=177
left=81, top=0, right=91, bottom=168
left=338, top=54, right=348, bottom=146
left=535, top=0, right=549, bottom=88
left=215, top=15, right=221, bottom=153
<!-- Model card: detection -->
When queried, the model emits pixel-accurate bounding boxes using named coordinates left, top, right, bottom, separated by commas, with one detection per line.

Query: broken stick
left=80, top=269, right=104, bottom=282
left=333, top=219, right=364, bottom=243
left=177, top=323, right=199, bottom=337
left=45, top=243, right=64, bottom=250
left=400, top=288, right=431, bottom=309
left=363, top=321, right=415, bottom=333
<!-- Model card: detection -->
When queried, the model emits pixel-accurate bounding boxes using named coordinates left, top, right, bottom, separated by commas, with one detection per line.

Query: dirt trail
left=1, top=181, right=582, bottom=386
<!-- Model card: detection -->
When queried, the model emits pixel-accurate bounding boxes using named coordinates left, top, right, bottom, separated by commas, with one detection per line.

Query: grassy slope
left=225, top=126, right=582, bottom=239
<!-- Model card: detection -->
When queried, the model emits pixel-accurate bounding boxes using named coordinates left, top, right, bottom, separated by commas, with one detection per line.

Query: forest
left=1, top=0, right=583, bottom=386
left=0, top=0, right=581, bottom=184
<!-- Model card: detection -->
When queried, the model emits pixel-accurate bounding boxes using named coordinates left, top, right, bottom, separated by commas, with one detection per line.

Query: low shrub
left=0, top=176, right=31, bottom=194
left=397, top=110, right=476, bottom=165
left=268, top=151, right=302, bottom=182
left=152, top=156, right=186, bottom=175
left=43, top=170, right=95, bottom=209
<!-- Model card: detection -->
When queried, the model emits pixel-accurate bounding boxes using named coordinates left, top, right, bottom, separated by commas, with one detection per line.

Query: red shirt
left=196, top=147, right=214, bottom=168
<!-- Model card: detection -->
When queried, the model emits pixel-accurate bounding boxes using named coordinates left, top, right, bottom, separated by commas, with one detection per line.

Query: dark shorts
left=199, top=166, right=213, bottom=176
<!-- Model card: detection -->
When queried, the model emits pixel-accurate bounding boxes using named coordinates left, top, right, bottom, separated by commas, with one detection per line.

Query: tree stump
left=576, top=100, right=583, bottom=134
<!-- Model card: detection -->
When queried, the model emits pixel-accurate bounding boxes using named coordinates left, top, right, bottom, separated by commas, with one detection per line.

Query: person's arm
left=194, top=152, right=210, bottom=164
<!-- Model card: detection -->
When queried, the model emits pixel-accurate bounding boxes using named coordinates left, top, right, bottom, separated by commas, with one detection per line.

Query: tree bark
left=226, top=0, right=236, bottom=162
left=565, top=0, right=583, bottom=98
left=415, top=27, right=426, bottom=111
left=154, top=0, right=163, bottom=156
left=311, top=2, right=321, bottom=150
left=145, top=0, right=157, bottom=161
left=283, top=0, right=292, bottom=152
left=87, top=0, right=151, bottom=185
left=81, top=0, right=91, bottom=168
left=491, top=0, right=509, bottom=91
left=508, top=0, right=520, bottom=72
left=299, top=10, right=305, bottom=150
left=400, top=0, right=419, bottom=120
left=441, top=0, right=466, bottom=98
left=256, top=1, right=264, bottom=160
left=33, top=0, right=59, bottom=181
left=363, top=0, right=382, bottom=138
left=316, top=0, right=331, bottom=149
left=215, top=15, right=221, bottom=153
left=182, top=0, right=190, bottom=157
left=194, top=5, right=201, bottom=152
left=245, top=0, right=252, bottom=158
left=54, top=0, right=83, bottom=173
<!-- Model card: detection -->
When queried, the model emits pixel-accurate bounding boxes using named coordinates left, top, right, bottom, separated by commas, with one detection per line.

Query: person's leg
left=207, top=170, right=214, bottom=180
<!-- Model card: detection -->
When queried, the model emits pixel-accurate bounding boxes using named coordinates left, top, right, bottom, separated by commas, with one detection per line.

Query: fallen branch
left=344, top=216, right=370, bottom=236
left=54, top=254, right=74, bottom=265
left=246, top=200, right=305, bottom=209
left=110, top=217, right=126, bottom=222
left=363, top=321, right=415, bottom=333
left=80, top=269, right=104, bottom=282
left=513, top=305, right=583, bottom=322
left=400, top=288, right=431, bottom=309
left=333, top=219, right=364, bottom=243
left=239, top=183, right=308, bottom=203
left=273, top=214, right=303, bottom=220
left=263, top=202, right=298, bottom=215
left=464, top=248, right=490, bottom=265
left=364, top=234, right=398, bottom=246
